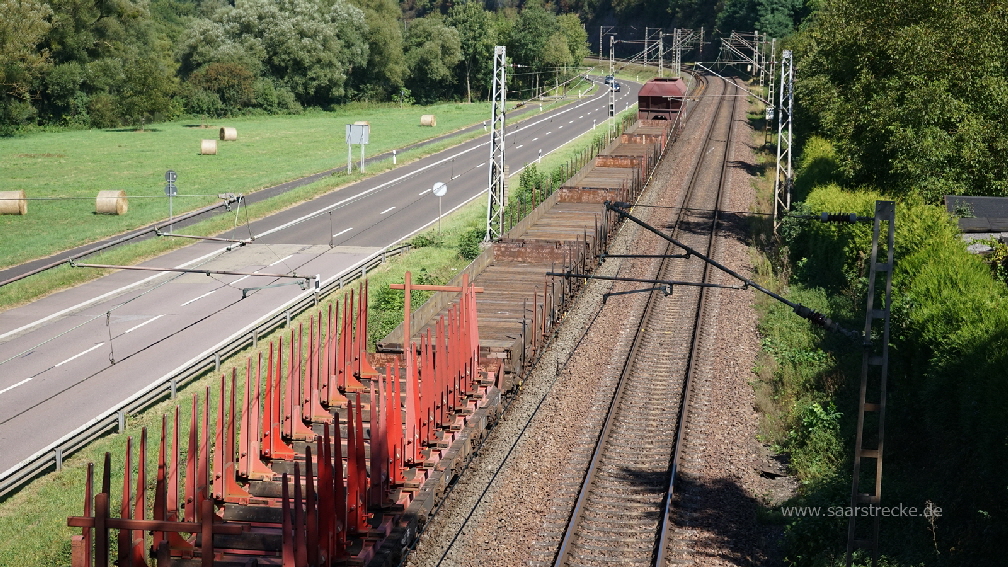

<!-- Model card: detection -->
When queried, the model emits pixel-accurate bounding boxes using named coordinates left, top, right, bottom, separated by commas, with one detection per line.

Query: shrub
left=457, top=227, right=483, bottom=261
left=86, top=94, right=119, bottom=128
left=189, top=62, right=255, bottom=112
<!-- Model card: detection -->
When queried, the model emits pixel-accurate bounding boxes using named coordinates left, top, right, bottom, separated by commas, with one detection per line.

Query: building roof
left=638, top=78, right=687, bottom=98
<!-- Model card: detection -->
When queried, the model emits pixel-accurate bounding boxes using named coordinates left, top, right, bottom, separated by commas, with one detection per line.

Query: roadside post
left=164, top=170, right=177, bottom=232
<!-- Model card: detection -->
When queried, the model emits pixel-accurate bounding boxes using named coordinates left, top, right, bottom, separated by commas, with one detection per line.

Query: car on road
left=604, top=74, right=614, bottom=85
left=612, top=81, right=621, bottom=92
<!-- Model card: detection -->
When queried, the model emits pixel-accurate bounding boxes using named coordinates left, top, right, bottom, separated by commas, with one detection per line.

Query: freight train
left=637, top=77, right=688, bottom=121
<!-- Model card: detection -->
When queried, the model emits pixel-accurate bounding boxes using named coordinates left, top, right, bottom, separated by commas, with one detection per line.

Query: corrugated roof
left=638, top=78, right=687, bottom=98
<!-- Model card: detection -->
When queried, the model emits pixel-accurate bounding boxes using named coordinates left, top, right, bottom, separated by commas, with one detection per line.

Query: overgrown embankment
left=755, top=137, right=1008, bottom=566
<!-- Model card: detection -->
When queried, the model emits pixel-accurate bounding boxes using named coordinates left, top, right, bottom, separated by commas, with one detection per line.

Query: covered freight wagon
left=637, top=77, right=688, bottom=121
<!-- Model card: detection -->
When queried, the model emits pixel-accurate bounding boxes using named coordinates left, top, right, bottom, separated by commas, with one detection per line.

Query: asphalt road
left=0, top=79, right=641, bottom=471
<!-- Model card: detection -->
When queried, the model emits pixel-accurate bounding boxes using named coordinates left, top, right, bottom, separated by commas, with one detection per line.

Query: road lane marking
left=54, top=343, right=105, bottom=368
left=418, top=188, right=431, bottom=195
left=532, top=137, right=538, bottom=141
left=569, top=120, right=574, bottom=123
left=0, top=342, right=106, bottom=397
left=122, top=315, right=164, bottom=335
left=181, top=289, right=218, bottom=307
left=332, top=227, right=353, bottom=237
left=380, top=207, right=396, bottom=215
left=233, top=254, right=295, bottom=284
left=516, top=144, right=524, bottom=148
left=0, top=246, right=230, bottom=343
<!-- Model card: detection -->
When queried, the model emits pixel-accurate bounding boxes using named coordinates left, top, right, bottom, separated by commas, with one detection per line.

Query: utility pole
left=609, top=35, right=616, bottom=121
left=599, top=25, right=615, bottom=60
left=753, top=30, right=760, bottom=84
left=699, top=26, right=704, bottom=60
left=772, top=49, right=794, bottom=231
left=673, top=28, right=681, bottom=79
left=658, top=32, right=663, bottom=77
left=644, top=27, right=649, bottom=65
left=485, top=45, right=507, bottom=241
left=765, top=37, right=777, bottom=146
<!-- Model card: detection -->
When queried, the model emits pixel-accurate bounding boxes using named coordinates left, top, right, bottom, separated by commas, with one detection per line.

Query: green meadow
left=0, top=102, right=494, bottom=269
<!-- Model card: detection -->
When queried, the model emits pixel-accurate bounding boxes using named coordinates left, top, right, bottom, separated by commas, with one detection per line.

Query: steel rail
left=552, top=73, right=732, bottom=567
left=655, top=75, right=738, bottom=566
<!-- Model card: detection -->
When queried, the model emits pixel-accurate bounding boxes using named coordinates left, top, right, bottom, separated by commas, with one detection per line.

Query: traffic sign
left=165, top=170, right=177, bottom=183
left=433, top=182, right=447, bottom=197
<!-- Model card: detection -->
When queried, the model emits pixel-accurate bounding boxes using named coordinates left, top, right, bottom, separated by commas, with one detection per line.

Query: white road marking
left=579, top=115, right=583, bottom=119
left=332, top=227, right=353, bottom=237
left=532, top=137, right=538, bottom=141
left=545, top=132, right=552, bottom=135
left=418, top=188, right=431, bottom=196
left=233, top=254, right=295, bottom=284
left=380, top=207, right=396, bottom=215
left=0, top=377, right=34, bottom=396
left=569, top=120, right=574, bottom=123
left=54, top=343, right=105, bottom=368
left=0, top=343, right=106, bottom=397
left=267, top=255, right=294, bottom=268
left=516, top=144, right=524, bottom=149
left=0, top=246, right=230, bottom=343
left=181, top=289, right=218, bottom=307
left=122, top=315, right=164, bottom=335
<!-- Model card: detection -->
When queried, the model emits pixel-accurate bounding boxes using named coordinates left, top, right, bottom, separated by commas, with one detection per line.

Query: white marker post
left=164, top=170, right=177, bottom=232
left=432, top=182, right=447, bottom=235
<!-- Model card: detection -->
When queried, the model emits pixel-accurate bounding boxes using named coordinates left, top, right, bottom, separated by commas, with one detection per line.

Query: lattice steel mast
left=485, top=45, right=507, bottom=241
left=773, top=49, right=794, bottom=230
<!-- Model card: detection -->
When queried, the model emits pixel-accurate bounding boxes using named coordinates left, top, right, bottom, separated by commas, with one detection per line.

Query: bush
left=457, top=227, right=483, bottom=261
left=181, top=85, right=223, bottom=117
left=253, top=79, right=302, bottom=115
left=189, top=62, right=255, bottom=112
left=86, top=94, right=119, bottom=128
left=411, top=233, right=438, bottom=248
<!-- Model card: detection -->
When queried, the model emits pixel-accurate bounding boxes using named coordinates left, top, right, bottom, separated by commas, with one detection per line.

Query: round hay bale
left=96, top=190, right=128, bottom=215
left=420, top=114, right=436, bottom=127
left=0, top=190, right=26, bottom=215
left=219, top=127, right=237, bottom=141
left=200, top=139, right=217, bottom=155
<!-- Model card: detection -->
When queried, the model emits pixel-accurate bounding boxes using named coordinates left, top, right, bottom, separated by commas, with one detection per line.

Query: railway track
left=550, top=74, right=739, bottom=567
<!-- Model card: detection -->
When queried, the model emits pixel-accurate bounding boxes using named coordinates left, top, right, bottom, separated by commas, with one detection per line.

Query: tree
left=118, top=56, right=178, bottom=127
left=403, top=15, right=461, bottom=104
left=717, top=0, right=807, bottom=38
left=447, top=0, right=493, bottom=103
left=509, top=4, right=556, bottom=97
left=348, top=0, right=406, bottom=100
left=177, top=0, right=369, bottom=106
left=796, top=0, right=1008, bottom=202
left=556, top=13, right=588, bottom=66
left=0, top=0, right=52, bottom=126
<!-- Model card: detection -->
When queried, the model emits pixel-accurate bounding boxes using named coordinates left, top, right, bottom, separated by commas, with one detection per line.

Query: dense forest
left=0, top=0, right=812, bottom=131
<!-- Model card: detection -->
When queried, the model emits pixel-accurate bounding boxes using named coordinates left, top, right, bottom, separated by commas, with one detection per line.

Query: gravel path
left=405, top=80, right=787, bottom=567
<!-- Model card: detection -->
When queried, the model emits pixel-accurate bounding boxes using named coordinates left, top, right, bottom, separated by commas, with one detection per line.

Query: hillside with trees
left=0, top=0, right=808, bottom=131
